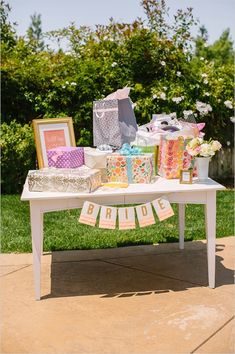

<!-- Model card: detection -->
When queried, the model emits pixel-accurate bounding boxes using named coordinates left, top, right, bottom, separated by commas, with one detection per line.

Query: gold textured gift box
left=28, top=166, right=101, bottom=193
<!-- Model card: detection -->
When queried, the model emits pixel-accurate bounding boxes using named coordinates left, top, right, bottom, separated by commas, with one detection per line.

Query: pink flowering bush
left=186, top=138, right=222, bottom=157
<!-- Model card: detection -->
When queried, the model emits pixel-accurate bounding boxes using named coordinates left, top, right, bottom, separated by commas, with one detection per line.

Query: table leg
left=205, top=191, right=216, bottom=288
left=178, top=204, right=185, bottom=249
left=30, top=201, right=43, bottom=300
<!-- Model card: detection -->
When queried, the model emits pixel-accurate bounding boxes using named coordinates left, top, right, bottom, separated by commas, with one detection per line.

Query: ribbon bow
left=118, top=143, right=142, bottom=156
left=51, top=151, right=64, bottom=163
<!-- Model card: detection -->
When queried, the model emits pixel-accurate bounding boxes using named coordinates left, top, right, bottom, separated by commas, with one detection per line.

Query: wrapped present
left=132, top=128, right=166, bottom=175
left=106, top=144, right=153, bottom=184
left=84, top=147, right=111, bottom=169
left=47, top=146, right=84, bottom=168
left=27, top=166, right=101, bottom=193
left=158, top=135, right=192, bottom=179
left=84, top=147, right=112, bottom=183
left=133, top=145, right=159, bottom=175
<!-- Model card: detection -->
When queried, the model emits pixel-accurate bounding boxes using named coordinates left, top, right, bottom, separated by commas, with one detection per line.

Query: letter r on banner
left=152, top=196, right=174, bottom=221
left=99, top=206, right=117, bottom=229
left=79, top=201, right=100, bottom=226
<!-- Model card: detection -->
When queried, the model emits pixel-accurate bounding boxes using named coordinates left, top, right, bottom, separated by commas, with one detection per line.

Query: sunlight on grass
left=1, top=190, right=234, bottom=253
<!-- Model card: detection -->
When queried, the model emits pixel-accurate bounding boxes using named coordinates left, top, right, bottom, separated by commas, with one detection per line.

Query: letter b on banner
left=79, top=201, right=100, bottom=226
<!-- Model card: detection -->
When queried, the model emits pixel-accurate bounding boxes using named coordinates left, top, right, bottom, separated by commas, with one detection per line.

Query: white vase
left=195, top=157, right=210, bottom=181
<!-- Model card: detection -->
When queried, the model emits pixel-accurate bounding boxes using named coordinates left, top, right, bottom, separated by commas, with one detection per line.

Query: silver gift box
left=28, top=166, right=101, bottom=193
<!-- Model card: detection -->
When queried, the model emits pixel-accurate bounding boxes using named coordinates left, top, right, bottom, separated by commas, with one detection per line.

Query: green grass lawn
left=1, top=190, right=234, bottom=253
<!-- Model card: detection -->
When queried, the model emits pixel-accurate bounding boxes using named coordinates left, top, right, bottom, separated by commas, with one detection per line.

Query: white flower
left=183, top=110, right=194, bottom=118
left=200, top=143, right=215, bottom=157
left=230, top=117, right=235, bottom=123
left=160, top=61, right=166, bottom=66
left=200, top=57, right=204, bottom=61
left=65, top=81, right=69, bottom=85
left=203, top=79, right=208, bottom=84
left=227, top=141, right=231, bottom=146
left=172, top=96, right=184, bottom=104
left=159, top=92, right=166, bottom=100
left=152, top=94, right=157, bottom=99
left=163, top=86, right=167, bottom=90
left=196, top=101, right=212, bottom=116
left=201, top=73, right=207, bottom=78
left=176, top=71, right=181, bottom=77
left=111, top=62, right=117, bottom=67
left=205, top=92, right=210, bottom=96
left=62, top=85, right=66, bottom=89
left=71, top=82, right=77, bottom=86
left=211, top=140, right=222, bottom=152
left=224, top=100, right=233, bottom=109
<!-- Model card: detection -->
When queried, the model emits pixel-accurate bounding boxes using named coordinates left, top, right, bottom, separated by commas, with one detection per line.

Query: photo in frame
left=32, top=117, right=76, bottom=168
left=179, top=169, right=193, bottom=184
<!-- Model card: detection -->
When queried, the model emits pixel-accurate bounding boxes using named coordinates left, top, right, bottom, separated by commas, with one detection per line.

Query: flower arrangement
left=186, top=137, right=222, bottom=157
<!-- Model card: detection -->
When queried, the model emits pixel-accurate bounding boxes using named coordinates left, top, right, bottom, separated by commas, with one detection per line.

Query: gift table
left=21, top=175, right=225, bottom=300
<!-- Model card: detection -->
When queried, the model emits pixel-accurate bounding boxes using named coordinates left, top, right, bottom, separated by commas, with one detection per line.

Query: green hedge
left=0, top=121, right=36, bottom=194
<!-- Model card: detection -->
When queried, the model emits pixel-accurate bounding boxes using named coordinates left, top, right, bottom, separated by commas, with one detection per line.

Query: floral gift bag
left=158, top=136, right=192, bottom=179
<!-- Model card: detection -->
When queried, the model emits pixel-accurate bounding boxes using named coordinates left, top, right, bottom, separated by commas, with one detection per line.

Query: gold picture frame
left=33, top=117, right=76, bottom=168
left=179, top=169, right=193, bottom=184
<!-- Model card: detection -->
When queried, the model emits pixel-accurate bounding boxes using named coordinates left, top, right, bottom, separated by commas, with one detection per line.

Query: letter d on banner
left=79, top=201, right=100, bottom=226
left=135, top=203, right=155, bottom=227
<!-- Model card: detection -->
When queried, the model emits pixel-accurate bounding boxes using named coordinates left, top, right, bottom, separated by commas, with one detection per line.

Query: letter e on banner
left=99, top=206, right=117, bottom=229
left=118, top=207, right=136, bottom=230
left=152, top=196, right=174, bottom=221
left=135, top=203, right=155, bottom=227
left=79, top=201, right=100, bottom=226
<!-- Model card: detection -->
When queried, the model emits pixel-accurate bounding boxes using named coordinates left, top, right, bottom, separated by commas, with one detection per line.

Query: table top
left=21, top=174, right=226, bottom=202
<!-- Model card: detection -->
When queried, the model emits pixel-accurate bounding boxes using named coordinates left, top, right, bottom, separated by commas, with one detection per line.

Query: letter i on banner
left=135, top=203, right=155, bottom=227
left=152, top=196, right=174, bottom=221
left=99, top=206, right=117, bottom=229
left=79, top=201, right=100, bottom=226
left=118, top=207, right=136, bottom=230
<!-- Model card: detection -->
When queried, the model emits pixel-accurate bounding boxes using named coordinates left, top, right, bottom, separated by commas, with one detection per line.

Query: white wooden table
left=21, top=176, right=225, bottom=300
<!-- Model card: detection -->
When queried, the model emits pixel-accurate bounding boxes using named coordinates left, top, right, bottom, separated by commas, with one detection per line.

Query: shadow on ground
left=42, top=242, right=234, bottom=300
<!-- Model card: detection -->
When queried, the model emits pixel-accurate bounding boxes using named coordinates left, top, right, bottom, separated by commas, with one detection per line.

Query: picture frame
left=33, top=117, right=76, bottom=168
left=179, top=169, right=193, bottom=184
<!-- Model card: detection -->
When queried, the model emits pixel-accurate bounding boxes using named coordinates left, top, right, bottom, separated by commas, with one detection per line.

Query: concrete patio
left=1, top=236, right=234, bottom=353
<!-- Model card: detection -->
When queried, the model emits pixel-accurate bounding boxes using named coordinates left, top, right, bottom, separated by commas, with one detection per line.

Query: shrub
left=0, top=121, right=36, bottom=194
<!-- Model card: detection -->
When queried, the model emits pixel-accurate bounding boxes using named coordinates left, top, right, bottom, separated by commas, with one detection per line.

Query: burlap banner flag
left=152, top=196, right=174, bottom=221
left=118, top=207, right=136, bottom=230
left=99, top=206, right=117, bottom=229
left=79, top=201, right=100, bottom=226
left=135, top=202, right=155, bottom=227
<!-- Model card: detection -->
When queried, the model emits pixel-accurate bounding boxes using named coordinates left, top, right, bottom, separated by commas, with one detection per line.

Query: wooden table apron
left=21, top=176, right=225, bottom=300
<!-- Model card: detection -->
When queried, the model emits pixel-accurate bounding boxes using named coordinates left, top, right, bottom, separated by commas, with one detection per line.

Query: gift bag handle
left=94, top=102, right=105, bottom=118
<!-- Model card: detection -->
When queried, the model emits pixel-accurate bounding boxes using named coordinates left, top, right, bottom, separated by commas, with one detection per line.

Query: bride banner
left=79, top=196, right=174, bottom=229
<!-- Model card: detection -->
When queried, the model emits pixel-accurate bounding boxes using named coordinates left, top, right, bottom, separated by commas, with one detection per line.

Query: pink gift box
left=47, top=146, right=84, bottom=168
